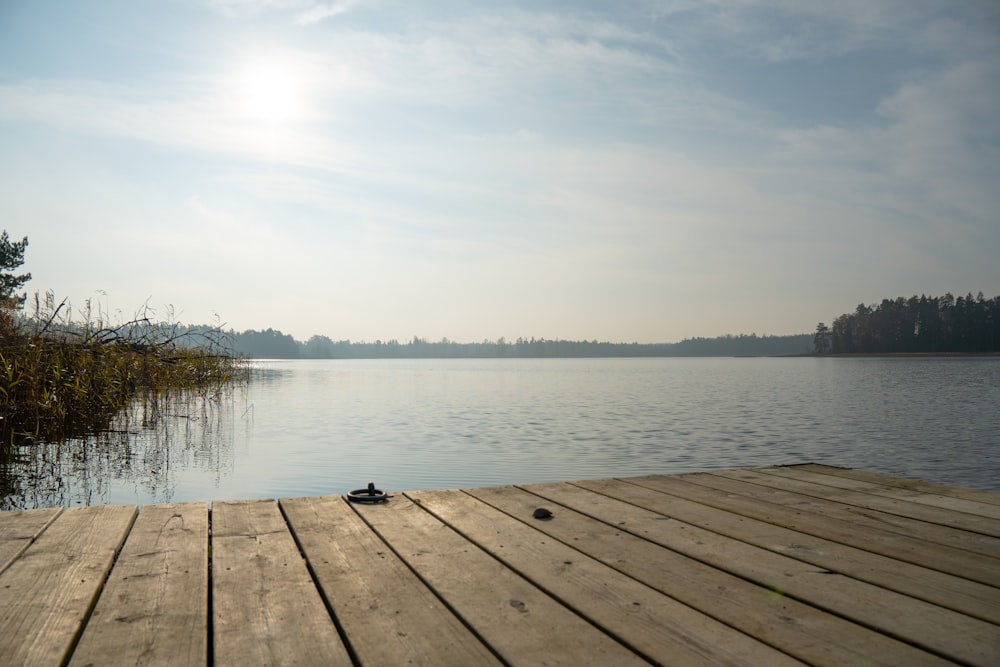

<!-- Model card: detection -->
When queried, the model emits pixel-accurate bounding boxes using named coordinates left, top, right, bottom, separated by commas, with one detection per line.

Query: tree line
left=814, top=292, right=999, bottom=354
left=225, top=330, right=814, bottom=359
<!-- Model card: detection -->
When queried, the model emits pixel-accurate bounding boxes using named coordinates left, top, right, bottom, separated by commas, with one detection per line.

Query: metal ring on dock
left=347, top=481, right=389, bottom=503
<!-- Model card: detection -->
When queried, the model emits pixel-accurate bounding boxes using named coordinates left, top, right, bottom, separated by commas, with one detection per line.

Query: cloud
left=304, top=12, right=679, bottom=112
left=644, top=0, right=997, bottom=63
left=295, top=0, right=368, bottom=25
left=764, top=56, right=1000, bottom=227
left=207, top=0, right=371, bottom=24
left=0, top=76, right=363, bottom=174
left=206, top=0, right=315, bottom=18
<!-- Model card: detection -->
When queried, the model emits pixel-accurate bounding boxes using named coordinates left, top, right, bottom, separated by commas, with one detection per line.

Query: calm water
left=4, top=357, right=999, bottom=508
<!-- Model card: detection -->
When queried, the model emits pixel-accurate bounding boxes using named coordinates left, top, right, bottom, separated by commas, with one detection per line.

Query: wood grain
left=411, top=487, right=805, bottom=667
left=0, top=505, right=136, bottom=666
left=0, top=506, right=61, bottom=575
left=754, top=466, right=1000, bottom=525
left=69, top=503, right=209, bottom=667
left=212, top=499, right=351, bottom=667
left=635, top=473, right=1000, bottom=587
left=280, top=494, right=503, bottom=666
left=701, top=469, right=1000, bottom=559
left=545, top=478, right=998, bottom=666
left=352, top=493, right=651, bottom=667
left=469, top=483, right=954, bottom=667
left=798, top=464, right=1000, bottom=506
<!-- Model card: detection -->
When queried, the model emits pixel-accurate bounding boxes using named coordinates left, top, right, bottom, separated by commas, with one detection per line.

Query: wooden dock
left=1, top=463, right=998, bottom=666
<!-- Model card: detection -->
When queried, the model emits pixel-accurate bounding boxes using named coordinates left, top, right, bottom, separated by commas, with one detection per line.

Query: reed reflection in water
left=1, top=391, right=243, bottom=510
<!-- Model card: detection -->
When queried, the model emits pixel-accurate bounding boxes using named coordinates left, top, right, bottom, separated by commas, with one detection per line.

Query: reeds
left=0, top=292, right=249, bottom=444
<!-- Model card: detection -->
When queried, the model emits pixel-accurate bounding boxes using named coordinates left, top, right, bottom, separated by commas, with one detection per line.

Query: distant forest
left=224, top=331, right=814, bottom=359
left=173, top=291, right=997, bottom=359
left=814, top=292, right=1000, bottom=354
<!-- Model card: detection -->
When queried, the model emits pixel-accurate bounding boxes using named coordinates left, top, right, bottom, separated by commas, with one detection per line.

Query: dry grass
left=0, top=295, right=248, bottom=444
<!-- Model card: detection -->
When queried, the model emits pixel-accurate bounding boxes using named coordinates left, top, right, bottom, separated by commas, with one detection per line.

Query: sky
left=0, top=1, right=998, bottom=344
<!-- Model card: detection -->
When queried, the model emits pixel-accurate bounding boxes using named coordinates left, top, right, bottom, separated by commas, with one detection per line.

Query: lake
left=3, top=357, right=999, bottom=508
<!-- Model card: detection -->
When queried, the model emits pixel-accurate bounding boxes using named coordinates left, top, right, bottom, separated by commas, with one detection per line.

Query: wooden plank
left=535, top=478, right=999, bottom=666
left=637, top=473, right=1000, bottom=588
left=468, top=484, right=966, bottom=667
left=0, top=505, right=137, bottom=666
left=0, top=506, right=61, bottom=575
left=279, top=494, right=503, bottom=666
left=212, top=499, right=352, bottom=667
left=68, top=503, right=209, bottom=667
left=612, top=475, right=1000, bottom=623
left=756, top=466, right=1000, bottom=523
left=702, top=469, right=1000, bottom=559
left=410, top=488, right=804, bottom=667
left=351, top=492, right=651, bottom=667
left=797, top=464, right=1000, bottom=506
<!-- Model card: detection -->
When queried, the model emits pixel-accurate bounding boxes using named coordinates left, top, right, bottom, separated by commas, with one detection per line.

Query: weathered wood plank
left=594, top=476, right=1000, bottom=625
left=0, top=505, right=137, bottom=666
left=638, top=473, right=1000, bottom=588
left=279, top=494, right=503, bottom=666
left=0, top=506, right=61, bottom=575
left=702, top=469, right=1000, bottom=559
left=352, top=493, right=651, bottom=666
left=469, top=484, right=963, bottom=667
left=410, top=488, right=804, bottom=667
left=612, top=476, right=1000, bottom=626
left=539, top=479, right=998, bottom=666
left=756, top=466, right=1000, bottom=524
left=212, top=499, right=351, bottom=667
left=798, top=464, right=1000, bottom=506
left=68, top=503, right=209, bottom=667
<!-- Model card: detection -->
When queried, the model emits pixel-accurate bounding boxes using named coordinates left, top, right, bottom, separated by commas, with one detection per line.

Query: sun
left=236, top=59, right=303, bottom=124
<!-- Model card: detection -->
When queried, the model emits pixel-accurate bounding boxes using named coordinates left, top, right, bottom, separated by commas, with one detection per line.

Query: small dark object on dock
left=533, top=508, right=553, bottom=520
left=347, top=481, right=389, bottom=503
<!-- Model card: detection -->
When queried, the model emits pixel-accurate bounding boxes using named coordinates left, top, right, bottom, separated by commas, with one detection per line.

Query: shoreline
left=789, top=351, right=1000, bottom=358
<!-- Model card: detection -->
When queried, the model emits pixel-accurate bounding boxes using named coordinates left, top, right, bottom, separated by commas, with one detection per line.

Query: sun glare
left=236, top=59, right=303, bottom=123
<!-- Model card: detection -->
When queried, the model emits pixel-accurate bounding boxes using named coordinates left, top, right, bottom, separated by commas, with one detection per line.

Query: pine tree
left=0, top=231, right=30, bottom=306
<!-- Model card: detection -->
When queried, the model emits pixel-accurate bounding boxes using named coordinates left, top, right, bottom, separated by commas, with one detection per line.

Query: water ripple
left=6, top=357, right=999, bottom=508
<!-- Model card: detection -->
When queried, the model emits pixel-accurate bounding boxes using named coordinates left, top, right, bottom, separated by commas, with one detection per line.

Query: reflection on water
left=2, top=357, right=999, bottom=508
left=1, top=392, right=243, bottom=509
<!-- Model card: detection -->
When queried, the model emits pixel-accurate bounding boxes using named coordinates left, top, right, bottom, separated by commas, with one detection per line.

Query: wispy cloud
left=0, top=74, right=364, bottom=172
left=206, top=0, right=314, bottom=18
left=207, top=0, right=371, bottom=24
left=295, top=0, right=368, bottom=25
left=667, top=0, right=997, bottom=62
